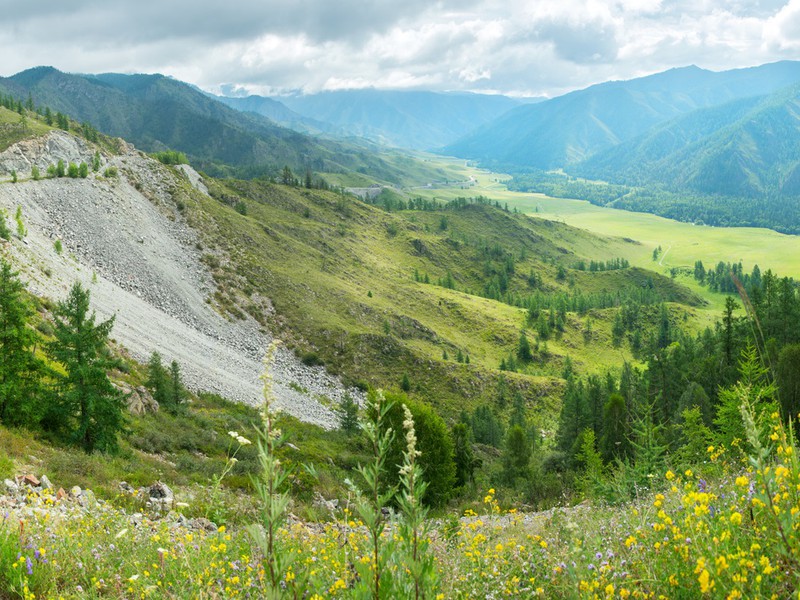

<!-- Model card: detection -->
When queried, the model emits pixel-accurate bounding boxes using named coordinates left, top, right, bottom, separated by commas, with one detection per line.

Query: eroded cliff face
left=0, top=130, right=97, bottom=176
left=0, top=131, right=357, bottom=428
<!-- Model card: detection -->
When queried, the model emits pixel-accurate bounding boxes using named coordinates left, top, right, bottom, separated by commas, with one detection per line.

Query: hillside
left=0, top=127, right=350, bottom=427
left=0, top=67, right=460, bottom=186
left=0, top=112, right=708, bottom=424
left=444, top=61, right=800, bottom=169
left=575, top=84, right=800, bottom=198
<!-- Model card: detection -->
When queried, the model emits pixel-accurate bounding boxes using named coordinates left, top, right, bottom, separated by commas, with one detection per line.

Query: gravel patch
left=0, top=132, right=362, bottom=428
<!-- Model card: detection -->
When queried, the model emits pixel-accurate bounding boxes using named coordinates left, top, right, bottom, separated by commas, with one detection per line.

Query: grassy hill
left=171, top=174, right=705, bottom=427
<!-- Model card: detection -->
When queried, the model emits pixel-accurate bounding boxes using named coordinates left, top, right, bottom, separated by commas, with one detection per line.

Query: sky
left=2, top=0, right=800, bottom=97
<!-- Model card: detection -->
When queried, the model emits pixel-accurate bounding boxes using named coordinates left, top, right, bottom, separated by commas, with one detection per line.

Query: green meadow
left=410, top=155, right=800, bottom=286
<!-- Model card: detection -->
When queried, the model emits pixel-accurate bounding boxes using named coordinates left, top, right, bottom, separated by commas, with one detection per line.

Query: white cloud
left=0, top=0, right=799, bottom=97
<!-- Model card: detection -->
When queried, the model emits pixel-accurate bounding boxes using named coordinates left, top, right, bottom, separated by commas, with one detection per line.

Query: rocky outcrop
left=0, top=130, right=98, bottom=176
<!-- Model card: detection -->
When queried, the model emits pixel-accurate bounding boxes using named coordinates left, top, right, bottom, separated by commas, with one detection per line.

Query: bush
left=301, top=351, right=323, bottom=366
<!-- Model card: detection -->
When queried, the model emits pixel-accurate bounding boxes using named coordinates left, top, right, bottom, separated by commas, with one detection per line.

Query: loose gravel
left=0, top=132, right=361, bottom=428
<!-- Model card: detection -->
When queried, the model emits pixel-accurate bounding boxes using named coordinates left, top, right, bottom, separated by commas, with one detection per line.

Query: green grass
left=412, top=156, right=800, bottom=284
left=0, top=106, right=51, bottom=153
left=174, top=174, right=704, bottom=425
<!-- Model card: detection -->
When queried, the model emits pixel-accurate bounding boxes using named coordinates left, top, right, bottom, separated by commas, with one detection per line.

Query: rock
left=39, top=474, right=53, bottom=491
left=313, top=492, right=339, bottom=513
left=118, top=384, right=159, bottom=416
left=56, top=488, right=66, bottom=500
left=3, top=479, right=18, bottom=493
left=79, top=489, right=96, bottom=509
left=119, top=481, right=135, bottom=494
left=188, top=517, right=218, bottom=533
left=148, top=481, right=174, bottom=511
left=22, top=474, right=39, bottom=487
left=70, top=486, right=82, bottom=497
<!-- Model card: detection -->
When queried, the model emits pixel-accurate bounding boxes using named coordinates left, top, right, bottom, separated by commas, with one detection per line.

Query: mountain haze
left=445, top=61, right=800, bottom=169
left=273, top=89, right=525, bottom=150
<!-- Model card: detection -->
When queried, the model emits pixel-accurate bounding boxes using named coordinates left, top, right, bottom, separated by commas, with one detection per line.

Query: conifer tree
left=337, top=392, right=359, bottom=435
left=0, top=259, right=42, bottom=426
left=47, top=282, right=124, bottom=453
left=168, top=360, right=185, bottom=412
left=146, top=351, right=169, bottom=407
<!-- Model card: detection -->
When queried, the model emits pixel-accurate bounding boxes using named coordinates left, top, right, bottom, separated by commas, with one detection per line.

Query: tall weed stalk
left=248, top=341, right=293, bottom=595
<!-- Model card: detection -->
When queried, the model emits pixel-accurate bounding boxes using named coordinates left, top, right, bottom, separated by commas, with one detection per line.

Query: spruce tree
left=146, top=351, right=169, bottom=408
left=47, top=282, right=124, bottom=453
left=337, top=393, right=359, bottom=435
left=0, top=259, right=42, bottom=426
left=168, top=360, right=185, bottom=412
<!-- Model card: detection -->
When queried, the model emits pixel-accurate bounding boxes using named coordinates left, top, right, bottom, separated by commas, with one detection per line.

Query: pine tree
left=337, top=393, right=359, bottom=435
left=47, top=282, right=124, bottom=453
left=146, top=351, right=169, bottom=408
left=517, top=330, right=533, bottom=362
left=0, top=259, right=42, bottom=426
left=168, top=360, right=185, bottom=412
left=502, top=424, right=531, bottom=483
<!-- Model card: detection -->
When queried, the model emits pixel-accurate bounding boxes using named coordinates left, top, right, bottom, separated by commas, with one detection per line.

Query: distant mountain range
left=6, top=62, right=800, bottom=231
left=0, top=67, right=456, bottom=184
left=444, top=61, right=800, bottom=169
left=217, top=89, right=529, bottom=150
left=443, top=61, right=800, bottom=231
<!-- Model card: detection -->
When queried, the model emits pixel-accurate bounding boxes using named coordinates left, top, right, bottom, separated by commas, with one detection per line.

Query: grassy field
left=410, top=156, right=800, bottom=287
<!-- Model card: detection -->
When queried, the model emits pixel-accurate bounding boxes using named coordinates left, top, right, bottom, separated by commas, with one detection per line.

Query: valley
left=412, top=155, right=800, bottom=289
left=1, top=54, right=800, bottom=599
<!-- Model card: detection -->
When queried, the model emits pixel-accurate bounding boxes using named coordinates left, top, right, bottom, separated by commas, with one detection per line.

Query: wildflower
left=735, top=476, right=749, bottom=488
left=698, top=569, right=714, bottom=593
left=666, top=470, right=675, bottom=480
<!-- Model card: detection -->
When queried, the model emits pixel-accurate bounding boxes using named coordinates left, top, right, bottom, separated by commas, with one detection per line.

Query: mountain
left=270, top=89, right=525, bottom=150
left=0, top=67, right=457, bottom=185
left=212, top=94, right=330, bottom=135
left=444, top=61, right=800, bottom=169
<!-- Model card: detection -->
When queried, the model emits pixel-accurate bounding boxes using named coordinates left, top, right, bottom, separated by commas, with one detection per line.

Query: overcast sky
left=2, top=0, right=800, bottom=97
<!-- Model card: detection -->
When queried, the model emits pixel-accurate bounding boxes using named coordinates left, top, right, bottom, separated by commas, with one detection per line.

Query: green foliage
left=55, top=160, right=65, bottom=178
left=349, top=390, right=397, bottom=598
left=92, top=151, right=101, bottom=172
left=31, top=165, right=40, bottom=180
left=381, top=391, right=456, bottom=507
left=53, top=239, right=62, bottom=254
left=146, top=351, right=169, bottom=408
left=10, top=169, right=17, bottom=183
left=249, top=342, right=294, bottom=592
left=502, top=424, right=531, bottom=483
left=152, top=150, right=188, bottom=165
left=67, top=163, right=79, bottom=178
left=0, top=209, right=10, bottom=241
left=714, top=345, right=776, bottom=449
left=104, top=166, right=118, bottom=178
left=78, top=162, right=89, bottom=178
left=776, top=343, right=800, bottom=423
left=45, top=282, right=124, bottom=453
left=452, top=422, right=475, bottom=490
left=337, top=393, right=360, bottom=435
left=14, top=206, right=26, bottom=239
left=0, top=259, right=43, bottom=427
left=516, top=330, right=532, bottom=362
